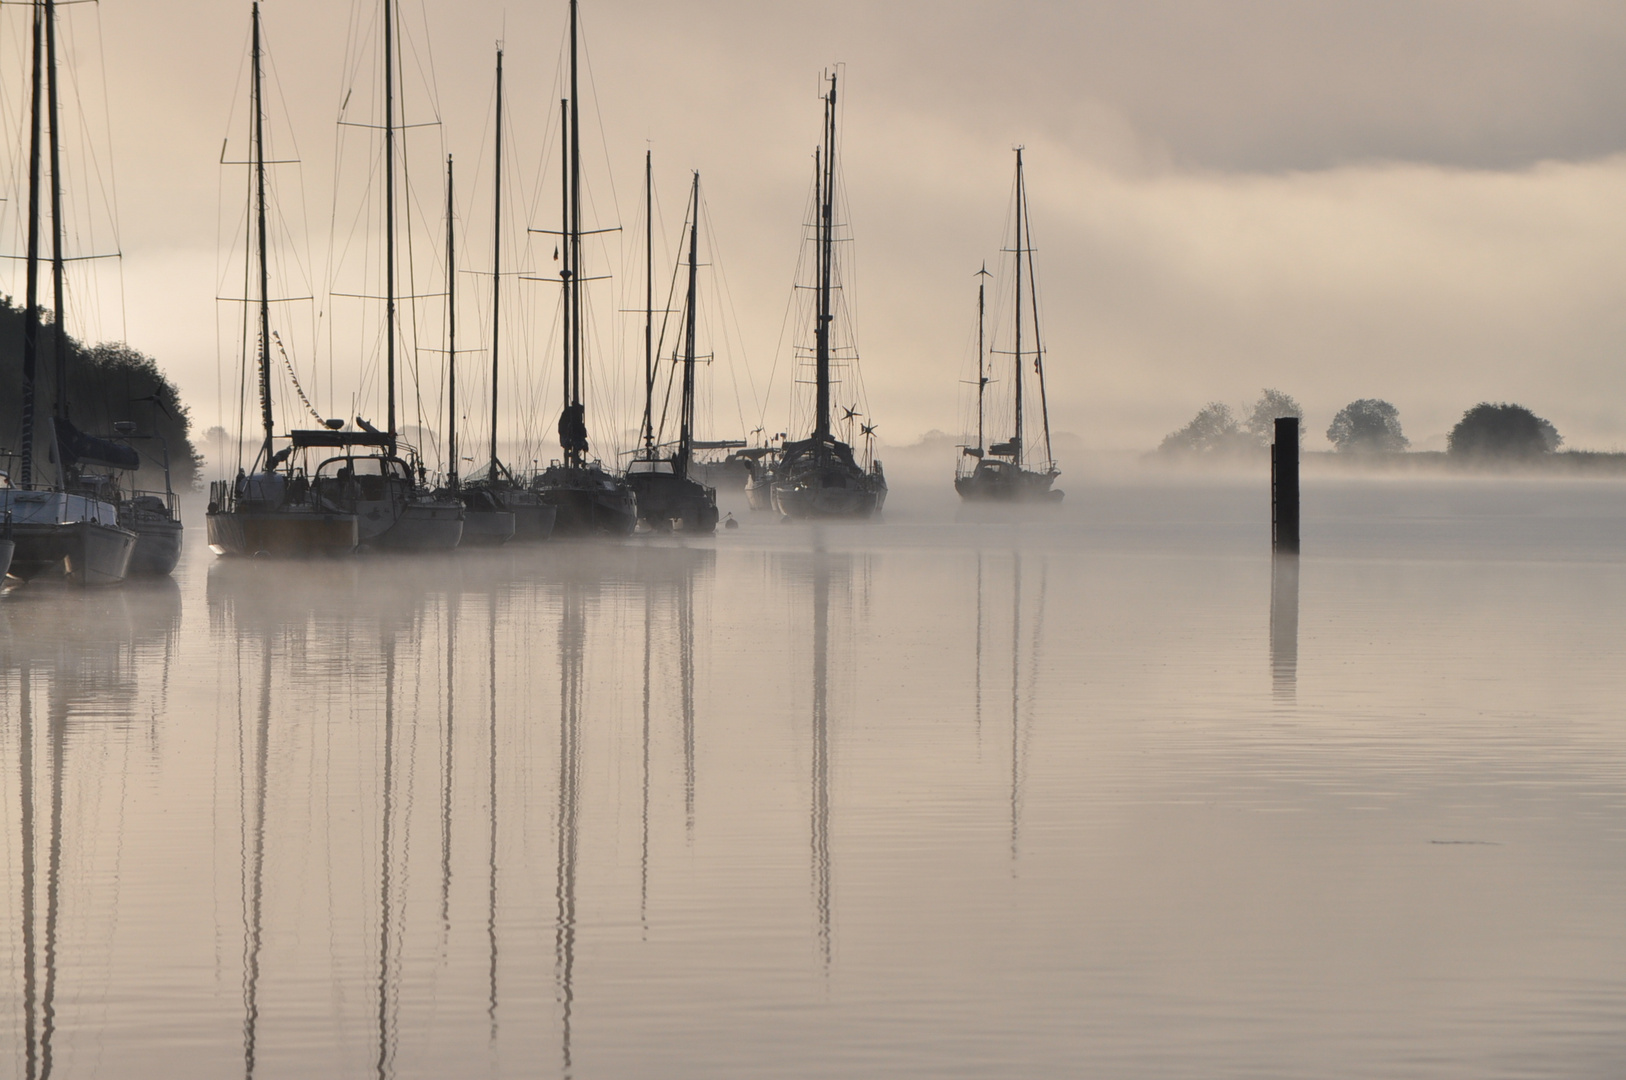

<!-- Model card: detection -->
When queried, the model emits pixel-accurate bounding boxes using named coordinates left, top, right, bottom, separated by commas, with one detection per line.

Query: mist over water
left=3, top=477, right=1625, bottom=1078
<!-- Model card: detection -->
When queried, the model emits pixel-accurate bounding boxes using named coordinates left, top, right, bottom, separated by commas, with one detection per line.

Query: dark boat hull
left=0, top=538, right=11, bottom=581
left=534, top=465, right=637, bottom=538
left=9, top=520, right=137, bottom=585
left=208, top=510, right=360, bottom=557
left=128, top=517, right=185, bottom=575
left=770, top=475, right=885, bottom=519
left=627, top=472, right=719, bottom=533
left=459, top=508, right=517, bottom=546
left=366, top=500, right=465, bottom=552
left=954, top=463, right=1063, bottom=503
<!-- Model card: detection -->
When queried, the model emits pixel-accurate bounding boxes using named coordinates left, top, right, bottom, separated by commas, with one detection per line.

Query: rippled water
left=2, top=476, right=1624, bottom=1078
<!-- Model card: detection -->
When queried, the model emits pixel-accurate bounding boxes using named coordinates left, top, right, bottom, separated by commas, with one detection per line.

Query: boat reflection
left=2, top=577, right=179, bottom=1080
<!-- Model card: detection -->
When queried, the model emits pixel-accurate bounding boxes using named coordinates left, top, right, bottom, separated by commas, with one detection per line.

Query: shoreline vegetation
left=0, top=298, right=201, bottom=492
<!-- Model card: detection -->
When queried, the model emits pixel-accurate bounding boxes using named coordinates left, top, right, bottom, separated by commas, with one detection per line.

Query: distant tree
left=1448, top=403, right=1560, bottom=459
left=1158, top=402, right=1255, bottom=456
left=1244, top=388, right=1304, bottom=446
left=1326, top=399, right=1408, bottom=453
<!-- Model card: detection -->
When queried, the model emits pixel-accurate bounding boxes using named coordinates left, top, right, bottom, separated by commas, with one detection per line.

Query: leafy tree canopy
left=1159, top=402, right=1256, bottom=456
left=1245, top=388, right=1304, bottom=446
left=1327, top=398, right=1408, bottom=453
left=1448, top=403, right=1560, bottom=458
left=0, top=297, right=200, bottom=490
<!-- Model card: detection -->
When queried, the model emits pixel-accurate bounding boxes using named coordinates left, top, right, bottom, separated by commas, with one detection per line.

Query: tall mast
left=641, top=149, right=653, bottom=453
left=252, top=2, right=275, bottom=469
left=46, top=0, right=67, bottom=424
left=1012, top=147, right=1025, bottom=469
left=18, top=2, right=43, bottom=487
left=445, top=154, right=457, bottom=488
left=558, top=96, right=572, bottom=459
left=489, top=48, right=503, bottom=474
left=569, top=0, right=582, bottom=421
left=383, top=0, right=397, bottom=447
left=677, top=173, right=699, bottom=479
left=813, top=73, right=835, bottom=441
left=976, top=263, right=989, bottom=453
left=1026, top=168, right=1054, bottom=470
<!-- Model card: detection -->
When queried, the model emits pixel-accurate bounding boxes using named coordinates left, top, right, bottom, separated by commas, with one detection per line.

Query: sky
left=7, top=0, right=1626, bottom=459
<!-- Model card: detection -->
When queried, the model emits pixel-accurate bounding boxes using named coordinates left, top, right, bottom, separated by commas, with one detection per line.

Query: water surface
left=2, top=476, right=1624, bottom=1078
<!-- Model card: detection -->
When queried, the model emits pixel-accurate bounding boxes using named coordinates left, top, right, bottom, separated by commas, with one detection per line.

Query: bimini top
left=288, top=429, right=393, bottom=449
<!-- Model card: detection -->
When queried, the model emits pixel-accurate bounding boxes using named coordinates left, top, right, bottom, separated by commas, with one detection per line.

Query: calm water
left=2, top=476, right=1624, bottom=1079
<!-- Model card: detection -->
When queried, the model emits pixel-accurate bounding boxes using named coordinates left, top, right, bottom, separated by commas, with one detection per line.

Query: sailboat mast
left=569, top=0, right=583, bottom=419
left=814, top=73, right=835, bottom=441
left=678, top=173, right=699, bottom=479
left=1012, top=148, right=1025, bottom=469
left=445, top=154, right=457, bottom=488
left=1026, top=175, right=1055, bottom=469
left=45, top=0, right=67, bottom=424
left=489, top=48, right=503, bottom=474
left=559, top=96, right=573, bottom=459
left=383, top=0, right=397, bottom=447
left=641, top=149, right=653, bottom=453
left=19, top=2, right=43, bottom=487
left=977, top=265, right=988, bottom=453
left=252, top=2, right=275, bottom=468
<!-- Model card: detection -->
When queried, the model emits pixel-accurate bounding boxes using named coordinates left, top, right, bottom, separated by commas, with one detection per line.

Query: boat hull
left=770, top=477, right=885, bottom=519
left=534, top=465, right=637, bottom=538
left=207, top=510, right=360, bottom=557
left=510, top=501, right=558, bottom=542
left=367, top=500, right=465, bottom=552
left=627, top=472, right=719, bottom=533
left=128, top=517, right=185, bottom=575
left=744, top=473, right=775, bottom=512
left=954, top=463, right=1063, bottom=503
left=460, top=508, right=516, bottom=546
left=0, top=538, right=11, bottom=581
left=9, top=520, right=137, bottom=585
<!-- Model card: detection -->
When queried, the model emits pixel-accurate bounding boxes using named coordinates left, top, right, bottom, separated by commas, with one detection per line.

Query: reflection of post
left=811, top=550, right=831, bottom=969
left=1270, top=553, right=1300, bottom=701
left=1272, top=417, right=1300, bottom=554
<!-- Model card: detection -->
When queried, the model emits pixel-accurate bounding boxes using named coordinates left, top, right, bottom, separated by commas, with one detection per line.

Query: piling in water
left=1272, top=417, right=1300, bottom=553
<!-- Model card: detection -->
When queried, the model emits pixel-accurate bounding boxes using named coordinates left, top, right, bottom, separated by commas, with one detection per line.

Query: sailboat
left=312, top=0, right=463, bottom=552
left=1, top=0, right=136, bottom=585
left=625, top=164, right=721, bottom=533
left=768, top=72, right=887, bottom=520
left=206, top=2, right=360, bottom=559
left=458, top=49, right=552, bottom=544
left=955, top=148, right=1062, bottom=503
left=530, top=0, right=638, bottom=538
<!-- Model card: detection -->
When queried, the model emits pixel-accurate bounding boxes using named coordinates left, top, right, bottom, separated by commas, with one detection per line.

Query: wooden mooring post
left=1272, top=416, right=1300, bottom=553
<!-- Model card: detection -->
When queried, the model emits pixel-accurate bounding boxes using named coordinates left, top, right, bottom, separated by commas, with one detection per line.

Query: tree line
left=0, top=297, right=201, bottom=490
left=1158, top=391, right=1563, bottom=460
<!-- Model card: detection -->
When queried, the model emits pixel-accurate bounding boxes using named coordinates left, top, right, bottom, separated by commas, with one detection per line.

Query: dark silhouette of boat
left=955, top=149, right=1062, bottom=504
left=531, top=0, right=636, bottom=538
left=768, top=72, right=886, bottom=520
left=2, top=0, right=135, bottom=584
left=625, top=161, right=720, bottom=533
left=207, top=5, right=359, bottom=558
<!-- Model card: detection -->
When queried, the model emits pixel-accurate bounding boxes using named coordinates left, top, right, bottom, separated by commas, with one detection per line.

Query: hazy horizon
left=6, top=0, right=1626, bottom=461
